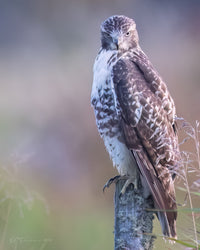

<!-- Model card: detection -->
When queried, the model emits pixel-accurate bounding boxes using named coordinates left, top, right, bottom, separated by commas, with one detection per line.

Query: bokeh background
left=0, top=0, right=199, bottom=249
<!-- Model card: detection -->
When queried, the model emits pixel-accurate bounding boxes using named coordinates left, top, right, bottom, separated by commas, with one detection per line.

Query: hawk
left=91, top=15, right=181, bottom=238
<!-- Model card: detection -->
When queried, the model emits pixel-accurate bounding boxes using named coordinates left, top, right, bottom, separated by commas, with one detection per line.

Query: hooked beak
left=112, top=37, right=119, bottom=50
left=112, top=35, right=123, bottom=50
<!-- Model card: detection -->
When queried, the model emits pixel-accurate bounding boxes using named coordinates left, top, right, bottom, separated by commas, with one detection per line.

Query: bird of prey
left=91, top=15, right=181, bottom=238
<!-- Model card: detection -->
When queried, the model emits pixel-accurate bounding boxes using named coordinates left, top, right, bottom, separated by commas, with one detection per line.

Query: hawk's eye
left=125, top=31, right=130, bottom=37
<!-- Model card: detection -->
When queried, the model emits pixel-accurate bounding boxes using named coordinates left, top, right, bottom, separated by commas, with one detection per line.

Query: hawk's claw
left=120, top=176, right=138, bottom=196
left=103, top=175, right=121, bottom=192
left=103, top=175, right=138, bottom=195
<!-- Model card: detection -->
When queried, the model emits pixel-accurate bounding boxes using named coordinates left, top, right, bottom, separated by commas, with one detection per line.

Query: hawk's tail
left=132, top=150, right=177, bottom=239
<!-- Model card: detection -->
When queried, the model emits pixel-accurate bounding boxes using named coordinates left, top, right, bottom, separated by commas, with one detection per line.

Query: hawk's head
left=101, top=15, right=139, bottom=52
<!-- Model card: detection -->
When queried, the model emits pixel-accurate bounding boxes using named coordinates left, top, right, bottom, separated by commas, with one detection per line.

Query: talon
left=120, top=176, right=138, bottom=196
left=103, top=175, right=138, bottom=195
left=103, top=175, right=121, bottom=192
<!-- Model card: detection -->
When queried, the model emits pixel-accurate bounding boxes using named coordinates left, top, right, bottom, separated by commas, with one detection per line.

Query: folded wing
left=112, top=55, right=178, bottom=238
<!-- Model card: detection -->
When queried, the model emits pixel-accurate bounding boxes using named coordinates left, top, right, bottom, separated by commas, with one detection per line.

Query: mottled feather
left=91, top=15, right=181, bottom=238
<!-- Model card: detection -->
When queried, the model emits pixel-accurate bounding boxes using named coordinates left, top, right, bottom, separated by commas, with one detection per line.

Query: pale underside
left=91, top=49, right=135, bottom=176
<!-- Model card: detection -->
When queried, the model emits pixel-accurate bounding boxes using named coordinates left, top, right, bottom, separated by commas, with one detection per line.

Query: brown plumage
left=91, top=15, right=181, bottom=238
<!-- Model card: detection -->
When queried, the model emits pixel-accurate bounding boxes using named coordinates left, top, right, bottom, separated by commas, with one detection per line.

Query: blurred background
left=0, top=0, right=199, bottom=249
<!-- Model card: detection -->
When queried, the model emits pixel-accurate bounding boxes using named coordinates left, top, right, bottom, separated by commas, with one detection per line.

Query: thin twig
left=184, top=154, right=199, bottom=249
left=195, top=121, right=200, bottom=170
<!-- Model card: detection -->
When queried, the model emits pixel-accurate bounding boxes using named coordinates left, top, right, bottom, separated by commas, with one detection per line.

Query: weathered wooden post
left=114, top=179, right=155, bottom=250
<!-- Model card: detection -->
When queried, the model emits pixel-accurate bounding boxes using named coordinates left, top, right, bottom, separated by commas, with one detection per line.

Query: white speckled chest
left=91, top=49, right=136, bottom=176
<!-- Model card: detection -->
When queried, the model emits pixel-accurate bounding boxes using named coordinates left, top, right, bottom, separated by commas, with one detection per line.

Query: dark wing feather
left=131, top=48, right=176, bottom=124
left=112, top=56, right=178, bottom=238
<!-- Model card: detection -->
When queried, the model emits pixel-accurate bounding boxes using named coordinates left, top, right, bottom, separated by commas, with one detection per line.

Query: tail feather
left=132, top=150, right=177, bottom=238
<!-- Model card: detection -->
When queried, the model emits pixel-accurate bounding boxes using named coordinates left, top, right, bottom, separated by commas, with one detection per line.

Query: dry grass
left=175, top=119, right=200, bottom=249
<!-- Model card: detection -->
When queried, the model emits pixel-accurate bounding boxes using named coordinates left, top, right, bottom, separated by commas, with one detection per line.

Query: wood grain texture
left=114, top=179, right=155, bottom=250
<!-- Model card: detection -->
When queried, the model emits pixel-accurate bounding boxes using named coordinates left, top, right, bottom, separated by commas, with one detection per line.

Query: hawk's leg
left=103, top=175, right=138, bottom=195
